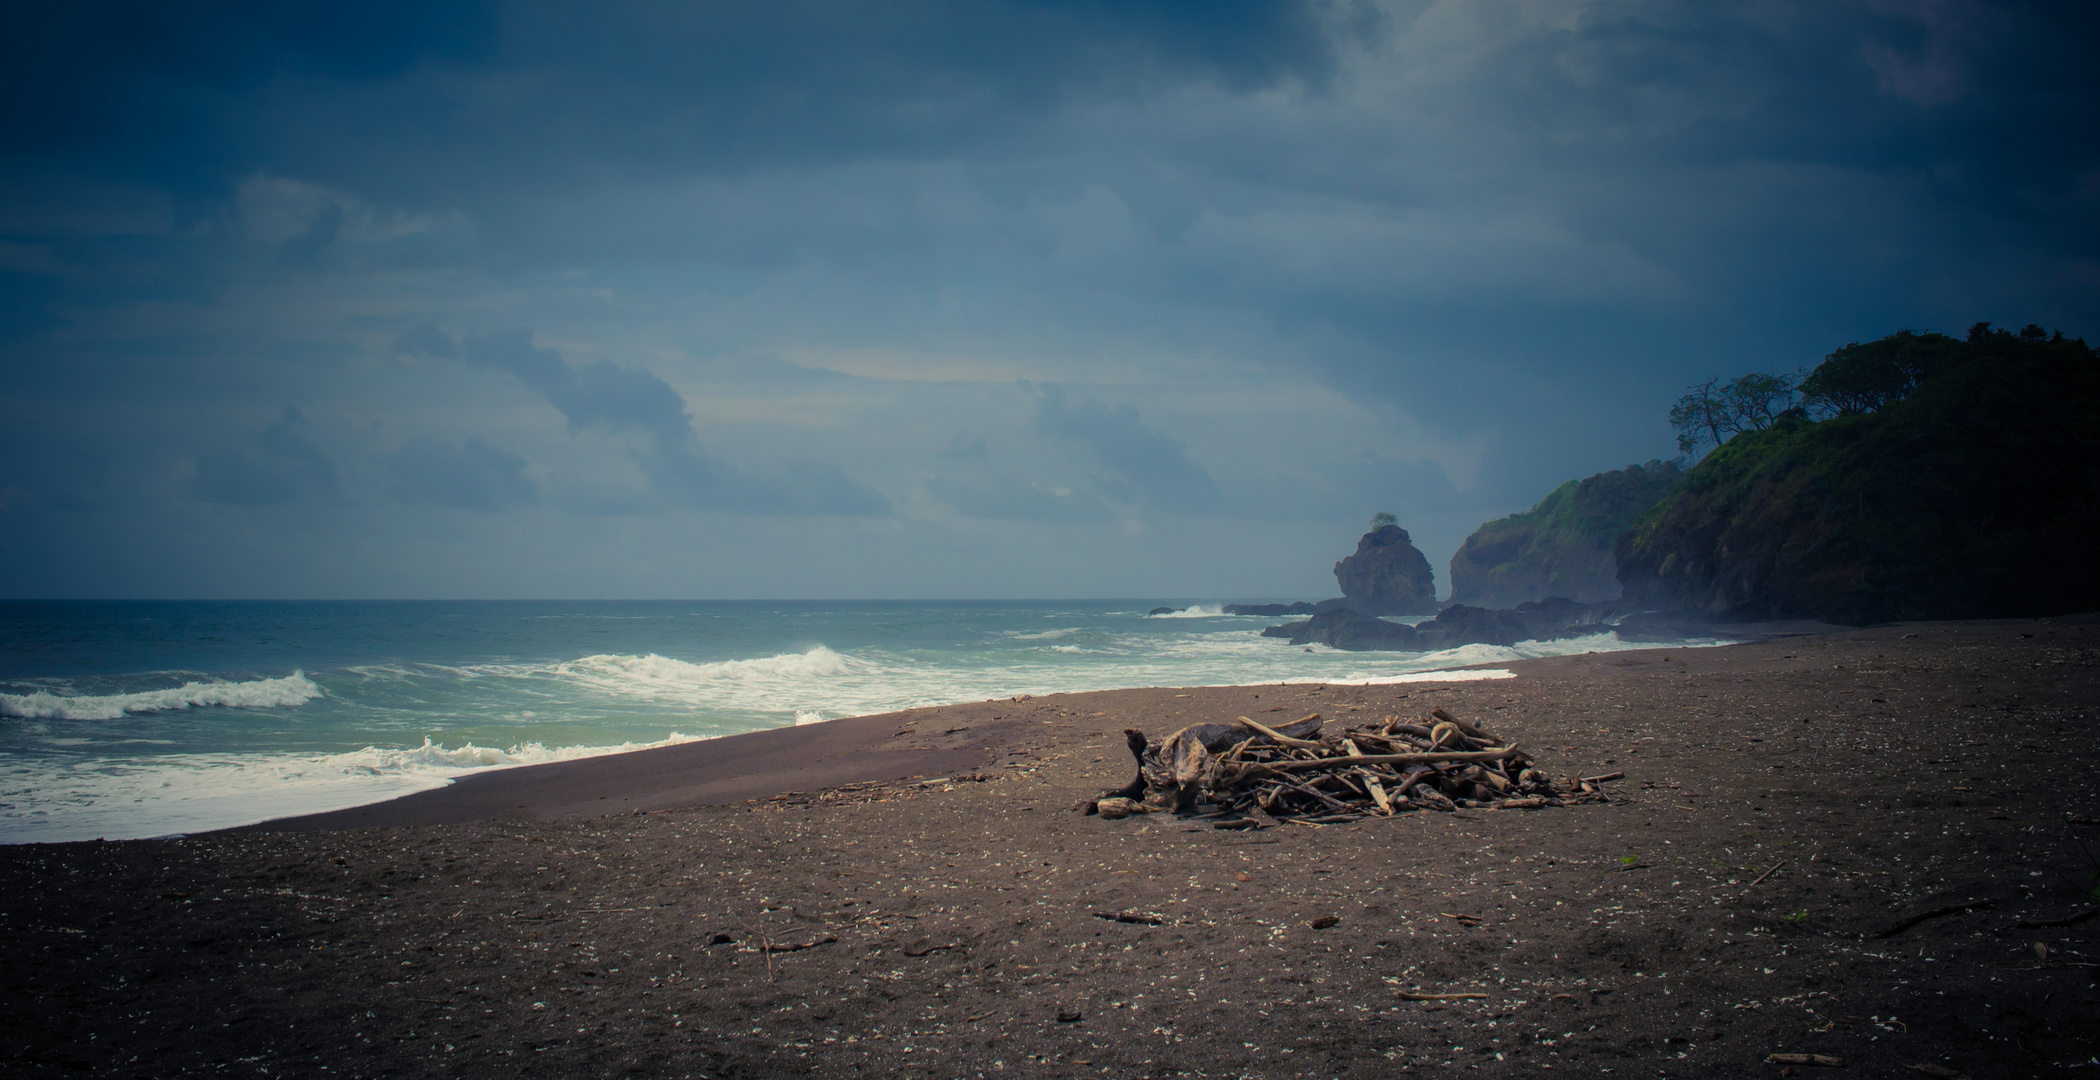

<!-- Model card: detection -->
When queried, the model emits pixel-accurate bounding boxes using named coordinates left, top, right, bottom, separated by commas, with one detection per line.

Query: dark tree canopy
left=1668, top=372, right=1799, bottom=456
left=1798, top=329, right=1963, bottom=417
left=1622, top=322, right=2100, bottom=624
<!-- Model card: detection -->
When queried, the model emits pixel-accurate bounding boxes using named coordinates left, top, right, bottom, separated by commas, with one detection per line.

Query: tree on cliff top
left=1370, top=511, right=1397, bottom=528
left=1669, top=372, right=1800, bottom=457
left=1798, top=329, right=1963, bottom=417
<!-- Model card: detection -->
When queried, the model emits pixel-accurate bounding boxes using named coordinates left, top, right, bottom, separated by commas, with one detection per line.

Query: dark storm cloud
left=1025, top=383, right=1223, bottom=513
left=381, top=435, right=537, bottom=512
left=399, top=325, right=890, bottom=518
left=1, top=0, right=1348, bottom=199
left=191, top=406, right=335, bottom=505
left=3, top=0, right=2098, bottom=599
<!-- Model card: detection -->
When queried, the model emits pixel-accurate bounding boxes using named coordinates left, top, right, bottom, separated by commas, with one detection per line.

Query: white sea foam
left=1298, top=668, right=1517, bottom=685
left=1146, top=604, right=1235, bottom=618
left=1004, top=627, right=1083, bottom=640
left=0, top=620, right=1729, bottom=845
left=0, top=731, right=703, bottom=845
left=0, top=672, right=323, bottom=721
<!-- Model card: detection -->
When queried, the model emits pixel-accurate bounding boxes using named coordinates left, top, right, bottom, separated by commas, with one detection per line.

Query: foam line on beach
left=0, top=731, right=706, bottom=845
left=1279, top=668, right=1517, bottom=685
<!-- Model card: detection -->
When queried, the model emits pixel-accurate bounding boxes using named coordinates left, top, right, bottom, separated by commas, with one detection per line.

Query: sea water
left=0, top=600, right=1707, bottom=843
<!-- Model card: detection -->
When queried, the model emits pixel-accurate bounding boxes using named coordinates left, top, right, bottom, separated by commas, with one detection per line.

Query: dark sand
left=5, top=617, right=2098, bottom=1079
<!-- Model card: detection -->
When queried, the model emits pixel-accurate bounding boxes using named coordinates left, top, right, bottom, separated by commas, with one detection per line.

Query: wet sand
left=4, top=616, right=2098, bottom=1079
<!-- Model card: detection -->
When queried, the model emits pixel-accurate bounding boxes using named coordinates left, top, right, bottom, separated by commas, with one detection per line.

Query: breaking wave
left=0, top=672, right=323, bottom=721
left=549, top=647, right=870, bottom=700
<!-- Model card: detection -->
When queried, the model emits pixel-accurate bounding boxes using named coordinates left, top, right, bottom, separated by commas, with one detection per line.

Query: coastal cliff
left=1447, top=460, right=1684, bottom=607
left=1617, top=324, right=2100, bottom=624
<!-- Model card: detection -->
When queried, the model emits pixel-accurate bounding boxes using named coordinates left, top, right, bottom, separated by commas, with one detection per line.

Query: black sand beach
left=5, top=617, right=2098, bottom=1078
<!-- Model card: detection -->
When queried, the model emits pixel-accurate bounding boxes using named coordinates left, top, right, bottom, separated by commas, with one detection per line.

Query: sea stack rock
left=1333, top=524, right=1439, bottom=615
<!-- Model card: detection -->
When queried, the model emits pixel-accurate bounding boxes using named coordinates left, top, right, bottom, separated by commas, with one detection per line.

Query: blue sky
left=3, top=0, right=2094, bottom=599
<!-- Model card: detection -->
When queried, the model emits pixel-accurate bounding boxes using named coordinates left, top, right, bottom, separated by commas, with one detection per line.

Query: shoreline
left=233, top=616, right=1840, bottom=836
left=3, top=618, right=1739, bottom=846
left=230, top=665, right=1532, bottom=834
left=6, top=615, right=2094, bottom=1079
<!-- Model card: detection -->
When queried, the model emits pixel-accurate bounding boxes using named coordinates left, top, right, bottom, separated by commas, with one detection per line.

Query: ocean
left=0, top=600, right=1707, bottom=843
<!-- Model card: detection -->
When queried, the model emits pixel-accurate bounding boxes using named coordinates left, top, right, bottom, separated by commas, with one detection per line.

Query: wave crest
left=320, top=733, right=704, bottom=776
left=0, top=672, right=324, bottom=721
left=553, top=647, right=866, bottom=697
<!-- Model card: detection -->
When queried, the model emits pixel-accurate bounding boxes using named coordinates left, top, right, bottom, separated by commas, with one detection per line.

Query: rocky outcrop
left=1264, top=596, right=1683, bottom=652
left=1266, top=609, right=1419, bottom=650
left=1332, top=525, right=1439, bottom=615
left=1448, top=461, right=1684, bottom=607
left=1224, top=601, right=1320, bottom=617
left=1617, top=325, right=2100, bottom=624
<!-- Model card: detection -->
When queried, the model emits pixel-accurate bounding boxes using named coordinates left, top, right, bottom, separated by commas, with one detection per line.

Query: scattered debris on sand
left=1083, top=707, right=1611, bottom=825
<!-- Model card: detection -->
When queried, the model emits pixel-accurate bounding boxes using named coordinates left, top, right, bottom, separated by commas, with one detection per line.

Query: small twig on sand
left=734, top=915, right=775, bottom=981
left=1768, top=1052, right=1844, bottom=1067
left=1870, top=899, right=1998, bottom=939
left=1396, top=991, right=1488, bottom=1001
left=2017, top=907, right=2098, bottom=929
left=1745, top=860, right=1788, bottom=891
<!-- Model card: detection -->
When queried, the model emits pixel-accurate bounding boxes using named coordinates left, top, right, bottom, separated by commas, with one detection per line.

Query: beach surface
left=5, top=617, right=2098, bottom=1078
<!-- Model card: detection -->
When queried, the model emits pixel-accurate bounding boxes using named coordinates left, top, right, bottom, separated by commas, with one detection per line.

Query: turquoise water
left=0, top=600, right=1693, bottom=843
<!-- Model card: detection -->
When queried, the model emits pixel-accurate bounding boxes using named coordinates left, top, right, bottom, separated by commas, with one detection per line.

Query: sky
left=2, top=0, right=2095, bottom=600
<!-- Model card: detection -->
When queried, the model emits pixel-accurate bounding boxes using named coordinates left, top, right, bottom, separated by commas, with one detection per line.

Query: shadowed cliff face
left=1617, top=327, right=2100, bottom=625
left=1333, top=524, right=1439, bottom=615
left=1449, top=460, right=1684, bottom=607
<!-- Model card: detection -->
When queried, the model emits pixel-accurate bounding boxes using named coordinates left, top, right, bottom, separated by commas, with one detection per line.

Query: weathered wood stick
left=1360, top=770, right=1393, bottom=814
left=1766, top=1053, right=1843, bottom=1067
left=1395, top=991, right=1488, bottom=1001
left=1235, top=714, right=1325, bottom=749
left=1233, top=747, right=1520, bottom=774
left=762, top=936, right=839, bottom=954
left=1279, top=776, right=1353, bottom=812
left=1430, top=707, right=1495, bottom=741
left=1870, top=899, right=1998, bottom=938
left=1349, top=731, right=1433, bottom=753
left=1743, top=859, right=1787, bottom=890
left=1392, top=768, right=1429, bottom=799
left=1579, top=771, right=1626, bottom=783
left=2017, top=907, right=2099, bottom=929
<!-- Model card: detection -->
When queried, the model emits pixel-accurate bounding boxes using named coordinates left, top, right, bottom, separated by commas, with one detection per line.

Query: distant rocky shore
left=1258, top=598, right=1710, bottom=651
left=1187, top=514, right=1713, bottom=653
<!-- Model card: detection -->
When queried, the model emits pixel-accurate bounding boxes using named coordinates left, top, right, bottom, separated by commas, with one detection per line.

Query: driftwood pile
left=1084, top=708, right=1612, bottom=826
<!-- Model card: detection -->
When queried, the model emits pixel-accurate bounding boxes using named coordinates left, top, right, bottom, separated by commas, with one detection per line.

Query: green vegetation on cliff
left=1448, top=460, right=1684, bottom=607
left=1619, top=324, right=2100, bottom=624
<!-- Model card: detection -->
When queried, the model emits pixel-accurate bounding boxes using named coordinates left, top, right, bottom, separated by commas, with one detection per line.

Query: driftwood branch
left=1231, top=747, right=1519, bottom=776
left=1870, top=899, right=1998, bottom=939
left=1235, top=714, right=1324, bottom=748
left=1088, top=707, right=1595, bottom=830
